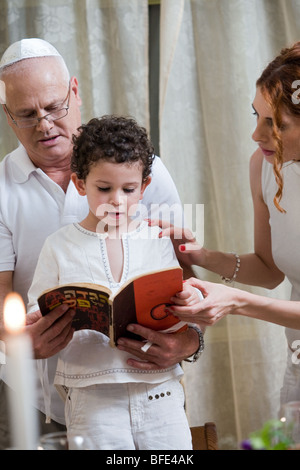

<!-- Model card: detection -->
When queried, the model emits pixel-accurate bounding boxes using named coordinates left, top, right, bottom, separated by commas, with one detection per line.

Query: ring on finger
left=140, top=341, right=153, bottom=353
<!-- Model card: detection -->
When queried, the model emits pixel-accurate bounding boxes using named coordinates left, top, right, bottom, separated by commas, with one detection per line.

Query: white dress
left=262, top=158, right=300, bottom=404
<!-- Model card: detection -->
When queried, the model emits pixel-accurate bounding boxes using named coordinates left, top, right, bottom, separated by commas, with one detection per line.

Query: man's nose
left=35, top=114, right=55, bottom=132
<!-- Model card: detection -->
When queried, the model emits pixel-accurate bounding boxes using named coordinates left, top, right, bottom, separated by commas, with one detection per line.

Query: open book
left=38, top=266, right=187, bottom=347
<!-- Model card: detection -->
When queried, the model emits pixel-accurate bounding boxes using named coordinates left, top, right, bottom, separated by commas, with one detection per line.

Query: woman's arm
left=170, top=278, right=300, bottom=330
left=157, top=149, right=285, bottom=289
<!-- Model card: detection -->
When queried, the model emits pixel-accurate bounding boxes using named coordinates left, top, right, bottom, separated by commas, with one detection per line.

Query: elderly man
left=0, top=39, right=202, bottom=448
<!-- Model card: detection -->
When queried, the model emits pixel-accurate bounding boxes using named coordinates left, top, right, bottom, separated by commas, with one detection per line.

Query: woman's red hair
left=256, top=42, right=300, bottom=212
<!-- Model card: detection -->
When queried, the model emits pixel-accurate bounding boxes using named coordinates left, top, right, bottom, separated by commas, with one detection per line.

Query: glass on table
left=280, top=401, right=300, bottom=447
left=38, top=431, right=86, bottom=450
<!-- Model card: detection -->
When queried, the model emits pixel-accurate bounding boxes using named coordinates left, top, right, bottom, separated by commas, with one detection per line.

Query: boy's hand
left=168, top=282, right=206, bottom=332
left=170, top=282, right=201, bottom=308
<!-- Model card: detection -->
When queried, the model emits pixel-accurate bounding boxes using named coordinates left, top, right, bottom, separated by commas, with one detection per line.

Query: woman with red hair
left=162, top=42, right=300, bottom=407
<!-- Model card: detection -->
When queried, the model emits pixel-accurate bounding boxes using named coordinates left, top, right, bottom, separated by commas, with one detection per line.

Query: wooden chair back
left=190, top=422, right=218, bottom=450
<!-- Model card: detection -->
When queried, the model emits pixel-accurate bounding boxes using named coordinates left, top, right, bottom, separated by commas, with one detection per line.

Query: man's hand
left=26, top=304, right=75, bottom=359
left=117, top=324, right=200, bottom=370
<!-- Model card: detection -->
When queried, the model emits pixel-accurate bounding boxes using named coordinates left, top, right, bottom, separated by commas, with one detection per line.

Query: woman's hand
left=148, top=219, right=206, bottom=266
left=169, top=277, right=238, bottom=325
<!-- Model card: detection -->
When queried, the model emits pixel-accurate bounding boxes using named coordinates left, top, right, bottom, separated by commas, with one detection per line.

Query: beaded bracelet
left=221, top=253, right=240, bottom=284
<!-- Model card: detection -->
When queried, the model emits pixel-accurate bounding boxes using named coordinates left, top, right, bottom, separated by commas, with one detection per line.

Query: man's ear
left=0, top=80, right=6, bottom=105
left=140, top=176, right=151, bottom=199
left=70, top=76, right=82, bottom=106
left=71, top=172, right=86, bottom=195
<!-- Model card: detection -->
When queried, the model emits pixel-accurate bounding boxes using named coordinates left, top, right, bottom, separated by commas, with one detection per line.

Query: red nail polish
left=179, top=245, right=186, bottom=252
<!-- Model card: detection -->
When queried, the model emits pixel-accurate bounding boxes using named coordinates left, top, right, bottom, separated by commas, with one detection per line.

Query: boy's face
left=72, top=159, right=150, bottom=233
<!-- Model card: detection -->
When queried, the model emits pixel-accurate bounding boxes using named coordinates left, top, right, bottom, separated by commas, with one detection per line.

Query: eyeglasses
left=4, top=81, right=71, bottom=129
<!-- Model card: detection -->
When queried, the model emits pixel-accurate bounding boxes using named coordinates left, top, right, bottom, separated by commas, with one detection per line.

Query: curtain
left=1, top=0, right=300, bottom=450
left=159, top=0, right=300, bottom=449
left=0, top=0, right=149, bottom=156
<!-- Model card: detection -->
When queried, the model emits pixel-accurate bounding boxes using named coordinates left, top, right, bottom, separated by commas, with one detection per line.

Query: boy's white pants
left=65, top=378, right=192, bottom=450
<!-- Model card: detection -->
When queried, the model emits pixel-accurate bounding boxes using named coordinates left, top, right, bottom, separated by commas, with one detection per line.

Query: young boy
left=27, top=115, right=202, bottom=450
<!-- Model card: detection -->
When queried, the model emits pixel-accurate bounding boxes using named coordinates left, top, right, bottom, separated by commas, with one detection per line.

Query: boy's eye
left=98, top=187, right=110, bottom=192
left=123, top=188, right=135, bottom=193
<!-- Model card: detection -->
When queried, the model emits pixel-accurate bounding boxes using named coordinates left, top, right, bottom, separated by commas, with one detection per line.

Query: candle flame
left=3, top=293, right=26, bottom=333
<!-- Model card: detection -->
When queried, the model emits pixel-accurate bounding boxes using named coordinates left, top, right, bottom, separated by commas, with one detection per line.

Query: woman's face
left=252, top=87, right=300, bottom=163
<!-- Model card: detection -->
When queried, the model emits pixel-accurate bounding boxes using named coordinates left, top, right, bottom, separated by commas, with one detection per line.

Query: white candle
left=4, top=292, right=39, bottom=450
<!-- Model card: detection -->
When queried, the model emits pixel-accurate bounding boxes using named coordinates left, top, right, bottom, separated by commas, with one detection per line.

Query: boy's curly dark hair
left=71, top=115, right=154, bottom=181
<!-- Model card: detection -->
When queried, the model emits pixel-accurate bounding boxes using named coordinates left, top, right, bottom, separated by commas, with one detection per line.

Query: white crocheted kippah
left=0, top=38, right=61, bottom=70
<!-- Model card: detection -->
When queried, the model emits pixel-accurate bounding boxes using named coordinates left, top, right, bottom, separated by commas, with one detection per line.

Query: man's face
left=2, top=57, right=82, bottom=169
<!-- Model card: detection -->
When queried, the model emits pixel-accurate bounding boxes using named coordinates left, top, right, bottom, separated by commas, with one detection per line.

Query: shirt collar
left=10, top=144, right=38, bottom=183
